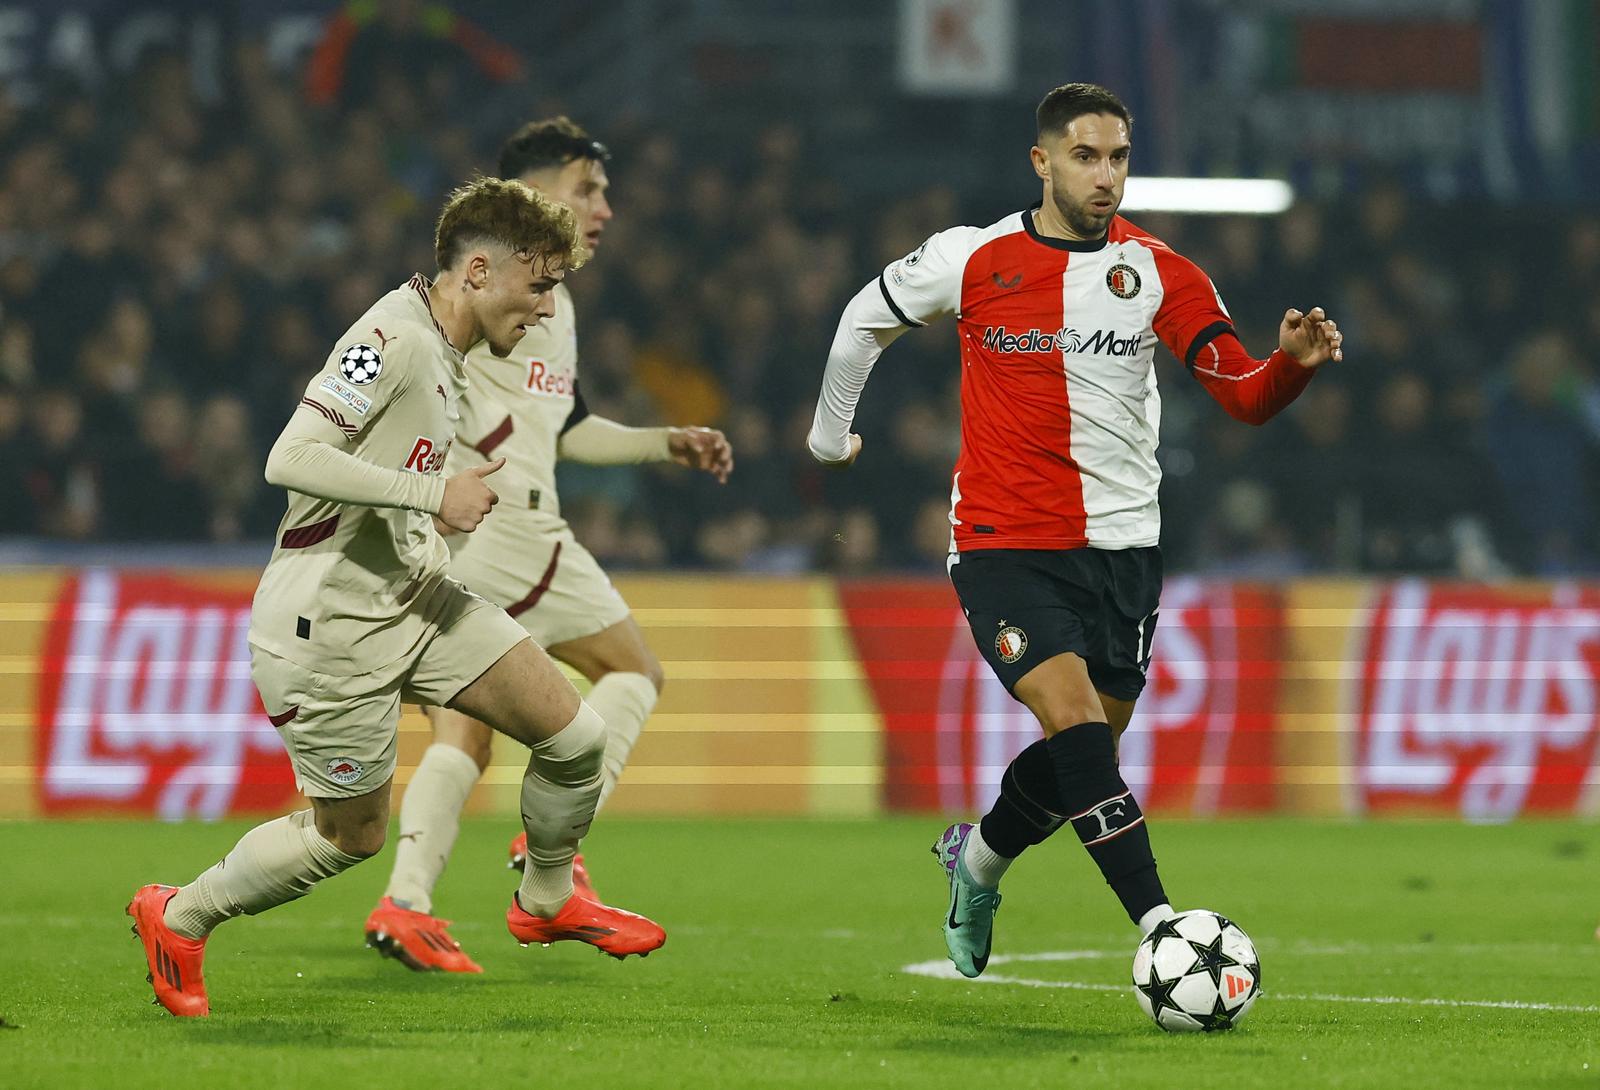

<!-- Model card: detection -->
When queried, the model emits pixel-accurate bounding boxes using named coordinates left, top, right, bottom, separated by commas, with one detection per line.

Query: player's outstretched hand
left=816, top=433, right=864, bottom=469
left=669, top=426, right=734, bottom=483
left=438, top=457, right=504, bottom=532
left=1279, top=306, right=1344, bottom=368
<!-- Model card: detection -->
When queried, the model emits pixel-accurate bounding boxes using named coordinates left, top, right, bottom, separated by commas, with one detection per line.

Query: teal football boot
left=932, top=822, right=1001, bottom=978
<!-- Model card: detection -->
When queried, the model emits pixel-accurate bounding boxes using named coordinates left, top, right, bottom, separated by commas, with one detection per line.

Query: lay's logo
left=1356, top=580, right=1600, bottom=819
left=36, top=571, right=296, bottom=818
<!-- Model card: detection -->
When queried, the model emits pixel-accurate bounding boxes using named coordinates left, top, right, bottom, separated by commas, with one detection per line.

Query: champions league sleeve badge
left=338, top=344, right=383, bottom=384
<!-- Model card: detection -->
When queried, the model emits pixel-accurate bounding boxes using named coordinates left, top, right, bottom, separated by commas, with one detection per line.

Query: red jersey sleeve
left=1152, top=248, right=1235, bottom=368
left=1152, top=247, right=1313, bottom=425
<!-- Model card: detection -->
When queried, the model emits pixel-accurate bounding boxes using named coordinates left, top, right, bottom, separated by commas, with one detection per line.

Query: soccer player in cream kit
left=127, top=178, right=665, bottom=1018
left=364, top=118, right=733, bottom=972
left=809, top=83, right=1344, bottom=976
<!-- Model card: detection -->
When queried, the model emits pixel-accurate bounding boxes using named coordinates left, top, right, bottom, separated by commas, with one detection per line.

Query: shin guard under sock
left=977, top=738, right=1066, bottom=859
left=1046, top=721, right=1168, bottom=924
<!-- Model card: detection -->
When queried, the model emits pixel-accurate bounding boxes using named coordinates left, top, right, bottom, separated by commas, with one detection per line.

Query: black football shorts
left=947, top=546, right=1162, bottom=701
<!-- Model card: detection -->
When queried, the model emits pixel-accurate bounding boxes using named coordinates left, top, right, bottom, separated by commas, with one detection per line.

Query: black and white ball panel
left=1131, top=909, right=1261, bottom=1033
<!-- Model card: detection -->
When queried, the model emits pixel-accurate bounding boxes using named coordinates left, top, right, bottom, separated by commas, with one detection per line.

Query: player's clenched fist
left=1279, top=306, right=1344, bottom=368
left=814, top=433, right=864, bottom=469
left=668, top=426, right=735, bottom=483
left=437, top=456, right=505, bottom=532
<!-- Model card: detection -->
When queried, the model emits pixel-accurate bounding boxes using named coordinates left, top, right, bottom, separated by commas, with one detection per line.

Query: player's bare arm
left=1279, top=306, right=1344, bottom=367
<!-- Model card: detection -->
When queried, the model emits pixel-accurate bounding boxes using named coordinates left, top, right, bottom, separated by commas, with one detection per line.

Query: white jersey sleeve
left=876, top=227, right=976, bottom=327
left=807, top=227, right=975, bottom=463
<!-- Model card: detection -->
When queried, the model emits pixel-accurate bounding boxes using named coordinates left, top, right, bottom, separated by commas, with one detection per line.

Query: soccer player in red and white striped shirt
left=808, top=83, right=1342, bottom=978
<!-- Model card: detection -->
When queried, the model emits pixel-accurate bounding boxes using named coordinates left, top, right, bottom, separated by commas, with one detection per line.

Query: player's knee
left=328, top=821, right=386, bottom=860
left=531, top=700, right=606, bottom=787
left=638, top=654, right=665, bottom=694
left=450, top=727, right=494, bottom=772
left=432, top=710, right=496, bottom=771
left=601, top=643, right=663, bottom=693
left=1032, top=698, right=1108, bottom=737
left=1044, top=721, right=1122, bottom=794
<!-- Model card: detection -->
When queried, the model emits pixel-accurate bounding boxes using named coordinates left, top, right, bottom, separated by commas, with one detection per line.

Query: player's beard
left=1051, top=187, right=1118, bottom=240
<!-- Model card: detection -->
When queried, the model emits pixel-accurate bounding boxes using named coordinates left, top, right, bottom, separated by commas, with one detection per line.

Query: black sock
left=1046, top=721, right=1167, bottom=924
left=978, top=738, right=1066, bottom=858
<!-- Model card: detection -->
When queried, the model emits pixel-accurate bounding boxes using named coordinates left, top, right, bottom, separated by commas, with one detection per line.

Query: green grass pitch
left=4, top=816, right=1598, bottom=1089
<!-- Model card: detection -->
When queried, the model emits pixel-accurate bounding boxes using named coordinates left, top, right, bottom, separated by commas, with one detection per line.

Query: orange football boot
left=506, top=891, right=664, bottom=959
left=127, top=884, right=210, bottom=1017
left=508, top=832, right=599, bottom=901
left=364, top=897, right=483, bottom=973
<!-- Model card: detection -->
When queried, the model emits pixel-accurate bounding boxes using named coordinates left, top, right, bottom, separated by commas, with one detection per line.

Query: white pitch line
left=900, top=952, right=1600, bottom=1014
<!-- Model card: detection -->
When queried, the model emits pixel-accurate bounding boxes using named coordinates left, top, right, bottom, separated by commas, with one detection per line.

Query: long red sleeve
left=1147, top=243, right=1316, bottom=425
left=1188, top=333, right=1315, bottom=425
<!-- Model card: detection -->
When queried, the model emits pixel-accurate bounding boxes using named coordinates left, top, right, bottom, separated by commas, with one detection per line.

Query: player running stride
left=127, top=177, right=664, bottom=1018
left=807, top=83, right=1343, bottom=977
left=363, top=118, right=733, bottom=973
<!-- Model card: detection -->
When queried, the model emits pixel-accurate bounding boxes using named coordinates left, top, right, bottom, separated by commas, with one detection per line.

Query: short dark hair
left=497, top=116, right=611, bottom=180
left=1036, top=83, right=1132, bottom=141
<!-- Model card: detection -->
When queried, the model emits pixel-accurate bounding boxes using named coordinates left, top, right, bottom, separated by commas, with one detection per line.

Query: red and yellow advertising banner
left=1, top=568, right=881, bottom=820
left=1353, top=580, right=1600, bottom=819
left=838, top=577, right=1283, bottom=816
left=35, top=569, right=297, bottom=819
left=1, top=569, right=1597, bottom=820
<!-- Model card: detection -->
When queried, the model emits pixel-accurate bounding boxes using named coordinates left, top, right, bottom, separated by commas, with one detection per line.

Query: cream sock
left=516, top=700, right=605, bottom=916
left=586, top=672, right=658, bottom=812
left=164, top=810, right=363, bottom=938
left=383, top=742, right=482, bottom=914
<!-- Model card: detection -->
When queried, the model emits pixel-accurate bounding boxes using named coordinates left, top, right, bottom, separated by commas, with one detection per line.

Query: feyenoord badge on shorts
left=996, top=625, right=1028, bottom=664
left=339, top=344, right=383, bottom=384
left=326, top=757, right=365, bottom=785
left=1106, top=263, right=1142, bottom=299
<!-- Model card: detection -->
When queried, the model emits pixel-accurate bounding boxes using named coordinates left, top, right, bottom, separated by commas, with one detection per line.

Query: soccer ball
left=1131, top=909, right=1261, bottom=1032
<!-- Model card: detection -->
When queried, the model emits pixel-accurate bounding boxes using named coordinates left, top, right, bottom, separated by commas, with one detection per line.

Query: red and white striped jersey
left=814, top=207, right=1314, bottom=553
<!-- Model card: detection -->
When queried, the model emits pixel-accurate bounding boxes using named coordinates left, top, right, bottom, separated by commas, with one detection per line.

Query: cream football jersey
left=447, top=282, right=585, bottom=531
left=249, top=275, right=467, bottom=675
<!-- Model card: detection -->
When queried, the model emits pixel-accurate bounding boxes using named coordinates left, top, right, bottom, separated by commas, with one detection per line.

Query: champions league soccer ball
left=1131, top=909, right=1262, bottom=1032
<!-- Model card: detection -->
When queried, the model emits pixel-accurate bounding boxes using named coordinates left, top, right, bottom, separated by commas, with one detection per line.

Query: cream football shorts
left=251, top=577, right=529, bottom=798
left=447, top=512, right=630, bottom=649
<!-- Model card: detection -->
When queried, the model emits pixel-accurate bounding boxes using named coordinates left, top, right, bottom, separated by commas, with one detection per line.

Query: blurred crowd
left=1, top=21, right=1598, bottom=577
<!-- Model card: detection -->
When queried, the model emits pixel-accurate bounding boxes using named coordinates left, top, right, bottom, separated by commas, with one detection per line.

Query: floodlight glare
left=1119, top=177, right=1295, bottom=215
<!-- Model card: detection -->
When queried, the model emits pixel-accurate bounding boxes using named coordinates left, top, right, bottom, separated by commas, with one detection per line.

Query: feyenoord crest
left=339, top=344, right=383, bottom=384
left=1106, top=263, right=1142, bottom=299
left=326, top=757, right=364, bottom=785
left=996, top=625, right=1028, bottom=664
